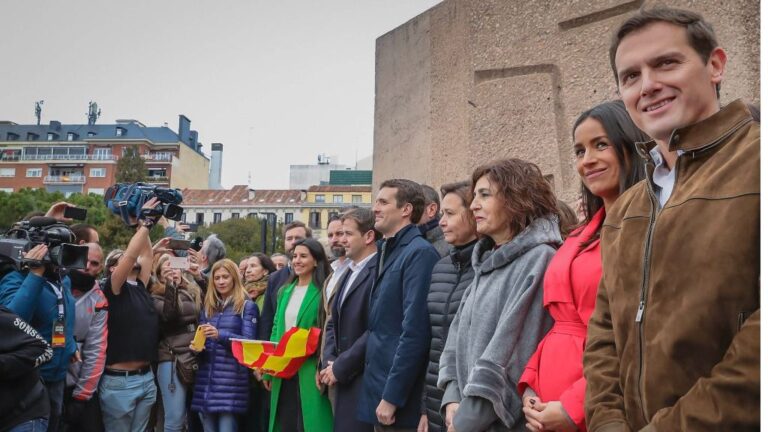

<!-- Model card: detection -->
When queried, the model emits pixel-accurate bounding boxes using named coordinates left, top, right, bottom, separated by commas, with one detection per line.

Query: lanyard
left=48, top=282, right=65, bottom=319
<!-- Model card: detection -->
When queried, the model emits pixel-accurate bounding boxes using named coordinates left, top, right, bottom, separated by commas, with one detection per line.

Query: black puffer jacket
left=423, top=240, right=477, bottom=432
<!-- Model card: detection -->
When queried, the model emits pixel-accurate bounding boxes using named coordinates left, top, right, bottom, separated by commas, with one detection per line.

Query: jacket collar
left=450, top=239, right=478, bottom=269
left=635, top=99, right=753, bottom=161
left=473, top=214, right=562, bottom=274
left=376, top=224, right=421, bottom=280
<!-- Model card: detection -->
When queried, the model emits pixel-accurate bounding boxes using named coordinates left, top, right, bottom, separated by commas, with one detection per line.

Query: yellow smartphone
left=191, top=325, right=206, bottom=351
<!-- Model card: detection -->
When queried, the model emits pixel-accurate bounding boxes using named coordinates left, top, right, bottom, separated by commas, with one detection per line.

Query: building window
left=26, top=168, right=42, bottom=177
left=27, top=133, right=39, bottom=140
left=115, top=127, right=126, bottom=137
left=213, top=213, right=222, bottom=224
left=93, top=148, right=112, bottom=160
left=309, top=211, right=321, bottom=229
left=88, top=188, right=105, bottom=195
left=231, top=213, right=240, bottom=219
left=7, top=132, right=19, bottom=141
left=66, top=132, right=78, bottom=141
left=248, top=212, right=258, bottom=219
left=0, top=168, right=16, bottom=177
left=90, top=168, right=106, bottom=177
left=314, top=195, right=326, bottom=203
left=196, top=213, right=205, bottom=224
left=284, top=213, right=293, bottom=223
left=333, top=194, right=343, bottom=204
left=87, top=132, right=97, bottom=138
left=352, top=194, right=363, bottom=203
left=47, top=133, right=58, bottom=141
left=0, top=188, right=14, bottom=193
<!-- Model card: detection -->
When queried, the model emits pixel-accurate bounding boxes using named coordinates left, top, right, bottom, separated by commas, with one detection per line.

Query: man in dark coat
left=257, top=221, right=311, bottom=340
left=418, top=184, right=450, bottom=258
left=320, top=208, right=380, bottom=431
left=357, top=179, right=440, bottom=431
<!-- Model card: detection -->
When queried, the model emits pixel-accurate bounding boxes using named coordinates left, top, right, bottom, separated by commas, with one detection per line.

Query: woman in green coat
left=264, top=238, right=334, bottom=432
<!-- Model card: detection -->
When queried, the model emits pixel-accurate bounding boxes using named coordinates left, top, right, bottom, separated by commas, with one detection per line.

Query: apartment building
left=0, top=115, right=211, bottom=196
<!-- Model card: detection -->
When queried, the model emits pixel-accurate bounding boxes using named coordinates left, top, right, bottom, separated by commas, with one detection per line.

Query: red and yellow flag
left=231, top=326, right=321, bottom=379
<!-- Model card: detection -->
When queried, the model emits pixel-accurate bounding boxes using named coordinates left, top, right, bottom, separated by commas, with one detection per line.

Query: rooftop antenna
left=87, top=101, right=101, bottom=125
left=34, top=100, right=44, bottom=125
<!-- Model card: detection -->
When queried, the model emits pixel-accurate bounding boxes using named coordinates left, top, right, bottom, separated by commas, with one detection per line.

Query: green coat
left=267, top=279, right=333, bottom=432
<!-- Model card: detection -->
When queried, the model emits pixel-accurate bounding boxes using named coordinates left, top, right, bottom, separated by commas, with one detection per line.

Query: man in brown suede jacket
left=583, top=7, right=759, bottom=432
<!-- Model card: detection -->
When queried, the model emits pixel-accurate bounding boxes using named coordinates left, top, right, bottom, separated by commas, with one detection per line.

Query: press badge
left=52, top=319, right=66, bottom=348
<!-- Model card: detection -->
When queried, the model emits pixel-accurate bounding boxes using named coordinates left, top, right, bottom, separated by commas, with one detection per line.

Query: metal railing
left=43, top=175, right=86, bottom=184
left=21, top=154, right=117, bottom=161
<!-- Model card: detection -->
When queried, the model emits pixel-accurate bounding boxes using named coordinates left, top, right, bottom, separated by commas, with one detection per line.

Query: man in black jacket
left=0, top=305, right=54, bottom=431
left=320, top=208, right=380, bottom=431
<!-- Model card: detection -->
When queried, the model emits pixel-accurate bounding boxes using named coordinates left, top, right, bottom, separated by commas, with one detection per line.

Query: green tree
left=197, top=217, right=283, bottom=263
left=115, top=147, right=147, bottom=183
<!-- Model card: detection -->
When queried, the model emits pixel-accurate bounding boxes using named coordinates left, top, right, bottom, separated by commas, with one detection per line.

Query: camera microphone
left=28, top=217, right=59, bottom=227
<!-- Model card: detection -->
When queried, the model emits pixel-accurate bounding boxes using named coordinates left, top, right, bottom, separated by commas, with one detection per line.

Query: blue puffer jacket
left=191, top=300, right=258, bottom=414
left=0, top=271, right=76, bottom=383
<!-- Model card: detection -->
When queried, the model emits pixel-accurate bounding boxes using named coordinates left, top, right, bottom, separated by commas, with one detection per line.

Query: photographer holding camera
left=99, top=197, right=161, bottom=432
left=0, top=223, right=79, bottom=432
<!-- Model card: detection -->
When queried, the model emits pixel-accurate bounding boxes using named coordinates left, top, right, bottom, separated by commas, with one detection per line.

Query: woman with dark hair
left=438, top=159, right=561, bottom=432
left=518, top=100, right=646, bottom=432
left=243, top=253, right=277, bottom=312
left=150, top=253, right=202, bottom=432
left=263, top=238, right=333, bottom=432
left=420, top=181, right=478, bottom=432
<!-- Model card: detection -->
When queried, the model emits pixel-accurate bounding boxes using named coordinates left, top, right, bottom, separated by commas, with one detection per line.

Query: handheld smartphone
left=168, top=256, right=189, bottom=270
left=167, top=239, right=191, bottom=250
left=185, top=223, right=199, bottom=232
left=63, top=206, right=87, bottom=221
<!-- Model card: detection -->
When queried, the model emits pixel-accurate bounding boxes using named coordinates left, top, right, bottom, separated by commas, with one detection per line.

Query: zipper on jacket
left=442, top=262, right=464, bottom=336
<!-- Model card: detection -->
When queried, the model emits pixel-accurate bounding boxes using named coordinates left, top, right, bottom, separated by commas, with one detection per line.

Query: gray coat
left=437, top=215, right=559, bottom=431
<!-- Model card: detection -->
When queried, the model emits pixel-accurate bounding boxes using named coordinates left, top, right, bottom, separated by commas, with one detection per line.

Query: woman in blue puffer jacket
left=190, top=258, right=258, bottom=432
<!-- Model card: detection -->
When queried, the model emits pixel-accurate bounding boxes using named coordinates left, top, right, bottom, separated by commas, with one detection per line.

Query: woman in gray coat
left=438, top=158, right=560, bottom=432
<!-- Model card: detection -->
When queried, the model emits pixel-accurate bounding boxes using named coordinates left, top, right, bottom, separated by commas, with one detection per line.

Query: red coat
left=518, top=208, right=605, bottom=431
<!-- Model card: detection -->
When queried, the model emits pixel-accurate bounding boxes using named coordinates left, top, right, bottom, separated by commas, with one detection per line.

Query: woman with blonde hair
left=150, top=253, right=203, bottom=432
left=190, top=258, right=258, bottom=432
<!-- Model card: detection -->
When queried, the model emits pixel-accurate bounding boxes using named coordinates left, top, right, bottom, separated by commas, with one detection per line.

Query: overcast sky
left=1, top=0, right=441, bottom=189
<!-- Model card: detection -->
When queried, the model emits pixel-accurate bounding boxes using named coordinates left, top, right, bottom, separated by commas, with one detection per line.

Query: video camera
left=0, top=217, right=88, bottom=270
left=104, top=183, right=184, bottom=226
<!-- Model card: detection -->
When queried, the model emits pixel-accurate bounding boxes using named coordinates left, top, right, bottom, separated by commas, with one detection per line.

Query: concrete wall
left=172, top=143, right=210, bottom=190
left=373, top=0, right=760, bottom=203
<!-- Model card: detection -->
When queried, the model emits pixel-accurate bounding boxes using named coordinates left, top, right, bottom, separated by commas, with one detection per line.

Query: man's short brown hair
left=379, top=179, right=425, bottom=224
left=283, top=220, right=312, bottom=238
left=340, top=208, right=382, bottom=241
left=609, top=7, right=719, bottom=86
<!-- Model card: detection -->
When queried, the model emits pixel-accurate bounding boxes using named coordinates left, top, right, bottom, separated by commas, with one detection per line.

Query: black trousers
left=60, top=388, right=104, bottom=432
left=276, top=376, right=304, bottom=432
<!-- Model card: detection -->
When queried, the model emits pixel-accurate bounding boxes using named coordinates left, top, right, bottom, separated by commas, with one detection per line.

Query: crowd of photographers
left=0, top=6, right=761, bottom=432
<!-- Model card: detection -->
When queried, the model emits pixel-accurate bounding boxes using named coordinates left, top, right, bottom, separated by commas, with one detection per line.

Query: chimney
left=178, top=115, right=191, bottom=146
left=189, top=130, right=199, bottom=150
left=208, top=143, right=223, bottom=189
left=49, top=120, right=61, bottom=130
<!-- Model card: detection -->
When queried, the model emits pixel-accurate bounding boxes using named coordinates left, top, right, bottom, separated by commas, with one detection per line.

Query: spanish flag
left=231, top=327, right=321, bottom=379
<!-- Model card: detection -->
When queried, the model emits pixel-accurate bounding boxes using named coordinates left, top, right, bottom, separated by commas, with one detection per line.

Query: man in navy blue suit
left=357, top=179, right=440, bottom=431
left=320, top=207, right=380, bottom=431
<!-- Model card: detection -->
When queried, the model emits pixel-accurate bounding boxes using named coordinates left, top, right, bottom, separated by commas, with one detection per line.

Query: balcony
left=146, top=176, right=170, bottom=184
left=142, top=153, right=173, bottom=162
left=22, top=154, right=117, bottom=161
left=44, top=175, right=86, bottom=185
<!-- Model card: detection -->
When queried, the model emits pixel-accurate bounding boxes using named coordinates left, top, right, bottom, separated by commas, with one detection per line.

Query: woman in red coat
left=518, top=100, right=646, bottom=431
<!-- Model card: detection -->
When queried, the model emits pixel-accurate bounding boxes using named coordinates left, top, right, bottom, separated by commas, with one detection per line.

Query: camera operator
left=0, top=304, right=54, bottom=431
left=0, top=236, right=79, bottom=432
left=99, top=198, right=160, bottom=432
left=63, top=243, right=107, bottom=432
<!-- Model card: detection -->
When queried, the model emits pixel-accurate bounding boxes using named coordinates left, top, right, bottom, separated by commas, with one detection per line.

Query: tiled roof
left=0, top=121, right=182, bottom=143
left=181, top=186, right=304, bottom=206
left=308, top=185, right=371, bottom=193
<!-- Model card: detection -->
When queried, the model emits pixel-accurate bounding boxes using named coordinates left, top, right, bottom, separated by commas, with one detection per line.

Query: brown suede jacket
left=583, top=100, right=760, bottom=432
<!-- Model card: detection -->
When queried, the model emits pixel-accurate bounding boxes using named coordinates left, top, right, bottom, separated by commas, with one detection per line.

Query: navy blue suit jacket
left=357, top=224, right=440, bottom=428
